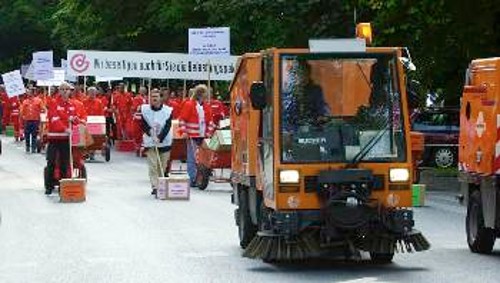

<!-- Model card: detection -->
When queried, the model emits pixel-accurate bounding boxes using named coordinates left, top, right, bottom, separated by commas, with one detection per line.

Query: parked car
left=411, top=107, right=459, bottom=168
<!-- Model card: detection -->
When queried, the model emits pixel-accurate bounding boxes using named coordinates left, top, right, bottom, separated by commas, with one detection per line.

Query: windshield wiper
left=346, top=117, right=390, bottom=168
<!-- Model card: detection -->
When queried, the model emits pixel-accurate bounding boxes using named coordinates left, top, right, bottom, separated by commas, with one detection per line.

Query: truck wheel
left=467, top=190, right=495, bottom=253
left=433, top=147, right=455, bottom=168
left=238, top=187, right=257, bottom=248
left=370, top=252, right=394, bottom=264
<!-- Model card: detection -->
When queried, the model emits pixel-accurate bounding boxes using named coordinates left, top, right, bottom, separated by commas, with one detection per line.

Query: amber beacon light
left=356, top=22, right=373, bottom=45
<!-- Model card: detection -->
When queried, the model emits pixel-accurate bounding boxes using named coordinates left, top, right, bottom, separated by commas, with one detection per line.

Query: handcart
left=44, top=125, right=87, bottom=194
left=195, top=144, right=231, bottom=190
left=85, top=116, right=111, bottom=162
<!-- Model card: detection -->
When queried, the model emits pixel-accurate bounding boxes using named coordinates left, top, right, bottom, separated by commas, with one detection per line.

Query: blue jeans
left=24, top=120, right=39, bottom=152
left=186, top=138, right=203, bottom=183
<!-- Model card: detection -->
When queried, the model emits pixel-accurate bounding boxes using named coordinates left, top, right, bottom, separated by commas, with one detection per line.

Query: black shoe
left=151, top=188, right=157, bottom=195
left=189, top=181, right=198, bottom=188
left=45, top=188, right=52, bottom=195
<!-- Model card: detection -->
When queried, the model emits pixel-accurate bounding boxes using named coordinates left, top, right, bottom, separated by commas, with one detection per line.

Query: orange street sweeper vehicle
left=459, top=57, right=500, bottom=254
left=229, top=40, right=430, bottom=263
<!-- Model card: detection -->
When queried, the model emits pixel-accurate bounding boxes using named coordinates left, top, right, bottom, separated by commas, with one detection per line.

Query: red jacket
left=47, top=99, right=77, bottom=140
left=21, top=97, right=44, bottom=121
left=84, top=97, right=105, bottom=116
left=113, top=91, right=132, bottom=120
left=71, top=98, right=87, bottom=121
left=164, top=99, right=181, bottom=119
left=210, top=99, right=228, bottom=126
left=179, top=99, right=215, bottom=138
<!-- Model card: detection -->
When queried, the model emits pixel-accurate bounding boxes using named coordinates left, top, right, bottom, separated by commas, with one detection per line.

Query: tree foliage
left=0, top=0, right=498, bottom=105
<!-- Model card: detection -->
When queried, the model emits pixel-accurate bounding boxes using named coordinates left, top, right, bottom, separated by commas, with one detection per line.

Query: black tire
left=36, top=140, right=42, bottom=153
left=467, top=190, right=496, bottom=253
left=370, top=252, right=394, bottom=264
left=105, top=146, right=111, bottom=162
left=196, top=165, right=210, bottom=191
left=238, top=187, right=257, bottom=248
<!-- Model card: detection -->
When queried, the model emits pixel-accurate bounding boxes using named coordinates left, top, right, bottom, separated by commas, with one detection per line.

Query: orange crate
left=59, top=178, right=86, bottom=202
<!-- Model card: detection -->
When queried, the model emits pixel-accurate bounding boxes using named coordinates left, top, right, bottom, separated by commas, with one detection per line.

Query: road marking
left=339, top=277, right=388, bottom=283
left=182, top=251, right=229, bottom=258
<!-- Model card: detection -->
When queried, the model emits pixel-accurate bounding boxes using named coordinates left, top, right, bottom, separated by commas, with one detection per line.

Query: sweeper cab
left=229, top=26, right=430, bottom=263
left=458, top=57, right=500, bottom=254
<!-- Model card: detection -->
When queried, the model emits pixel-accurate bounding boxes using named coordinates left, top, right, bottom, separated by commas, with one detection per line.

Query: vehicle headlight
left=280, top=170, right=300, bottom=184
left=389, top=168, right=410, bottom=182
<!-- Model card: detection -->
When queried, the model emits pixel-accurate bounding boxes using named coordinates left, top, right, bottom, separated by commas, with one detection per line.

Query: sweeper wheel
left=238, top=187, right=257, bottom=248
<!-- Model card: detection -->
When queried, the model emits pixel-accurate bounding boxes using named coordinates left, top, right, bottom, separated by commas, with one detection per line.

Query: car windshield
left=280, top=53, right=406, bottom=163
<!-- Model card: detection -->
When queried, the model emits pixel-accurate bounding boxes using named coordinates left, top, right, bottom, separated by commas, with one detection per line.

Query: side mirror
left=250, top=81, right=266, bottom=110
left=399, top=57, right=416, bottom=72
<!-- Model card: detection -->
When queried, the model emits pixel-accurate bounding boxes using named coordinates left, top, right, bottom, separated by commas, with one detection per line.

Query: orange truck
left=459, top=57, right=500, bottom=254
left=229, top=34, right=430, bottom=263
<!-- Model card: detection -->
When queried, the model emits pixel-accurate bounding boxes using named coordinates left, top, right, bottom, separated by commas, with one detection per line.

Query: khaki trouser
left=146, top=148, right=170, bottom=188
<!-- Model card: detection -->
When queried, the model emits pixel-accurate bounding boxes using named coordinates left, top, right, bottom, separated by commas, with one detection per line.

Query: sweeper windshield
left=280, top=52, right=406, bottom=163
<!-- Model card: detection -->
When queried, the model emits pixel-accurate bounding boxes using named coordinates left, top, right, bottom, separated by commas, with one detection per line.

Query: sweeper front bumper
left=243, top=206, right=430, bottom=261
left=244, top=169, right=430, bottom=261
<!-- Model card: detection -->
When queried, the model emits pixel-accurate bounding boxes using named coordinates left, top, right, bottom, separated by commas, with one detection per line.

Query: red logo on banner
left=70, top=53, right=90, bottom=73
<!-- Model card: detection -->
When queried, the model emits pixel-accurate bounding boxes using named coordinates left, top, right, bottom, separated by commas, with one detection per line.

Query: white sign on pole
left=66, top=50, right=238, bottom=81
left=36, top=68, right=66, bottom=86
left=61, top=59, right=77, bottom=82
left=2, top=70, right=25, bottom=97
left=32, top=51, right=54, bottom=80
left=189, top=27, right=230, bottom=56
left=20, top=64, right=30, bottom=78
left=24, top=63, right=35, bottom=81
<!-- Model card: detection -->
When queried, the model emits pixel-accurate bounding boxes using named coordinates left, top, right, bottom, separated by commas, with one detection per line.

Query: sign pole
left=183, top=79, right=187, bottom=100
left=83, top=76, right=87, bottom=94
left=207, top=60, right=211, bottom=102
left=148, top=78, right=152, bottom=104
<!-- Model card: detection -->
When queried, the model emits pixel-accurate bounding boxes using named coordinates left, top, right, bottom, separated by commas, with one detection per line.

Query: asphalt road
left=0, top=137, right=498, bottom=283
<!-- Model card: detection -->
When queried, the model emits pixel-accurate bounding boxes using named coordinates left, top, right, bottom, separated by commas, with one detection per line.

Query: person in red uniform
left=8, top=94, right=22, bottom=141
left=0, top=85, right=8, bottom=133
left=21, top=87, right=44, bottom=153
left=179, top=84, right=215, bottom=187
left=113, top=83, right=132, bottom=140
left=102, top=89, right=117, bottom=143
left=162, top=88, right=180, bottom=119
left=209, top=93, right=228, bottom=128
left=70, top=88, right=87, bottom=122
left=84, top=87, right=105, bottom=116
left=132, top=87, right=148, bottom=150
left=45, top=82, right=79, bottom=195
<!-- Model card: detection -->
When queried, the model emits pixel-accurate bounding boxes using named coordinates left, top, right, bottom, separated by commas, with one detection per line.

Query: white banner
left=189, top=27, right=230, bottom=56
left=37, top=68, right=66, bottom=86
left=2, top=70, right=25, bottom=97
left=95, top=76, right=123, bottom=82
left=33, top=51, right=54, bottom=80
left=66, top=50, right=238, bottom=81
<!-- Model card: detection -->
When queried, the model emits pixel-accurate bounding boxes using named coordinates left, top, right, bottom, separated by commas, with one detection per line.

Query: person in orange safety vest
left=21, top=87, right=44, bottom=153
left=178, top=84, right=215, bottom=187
